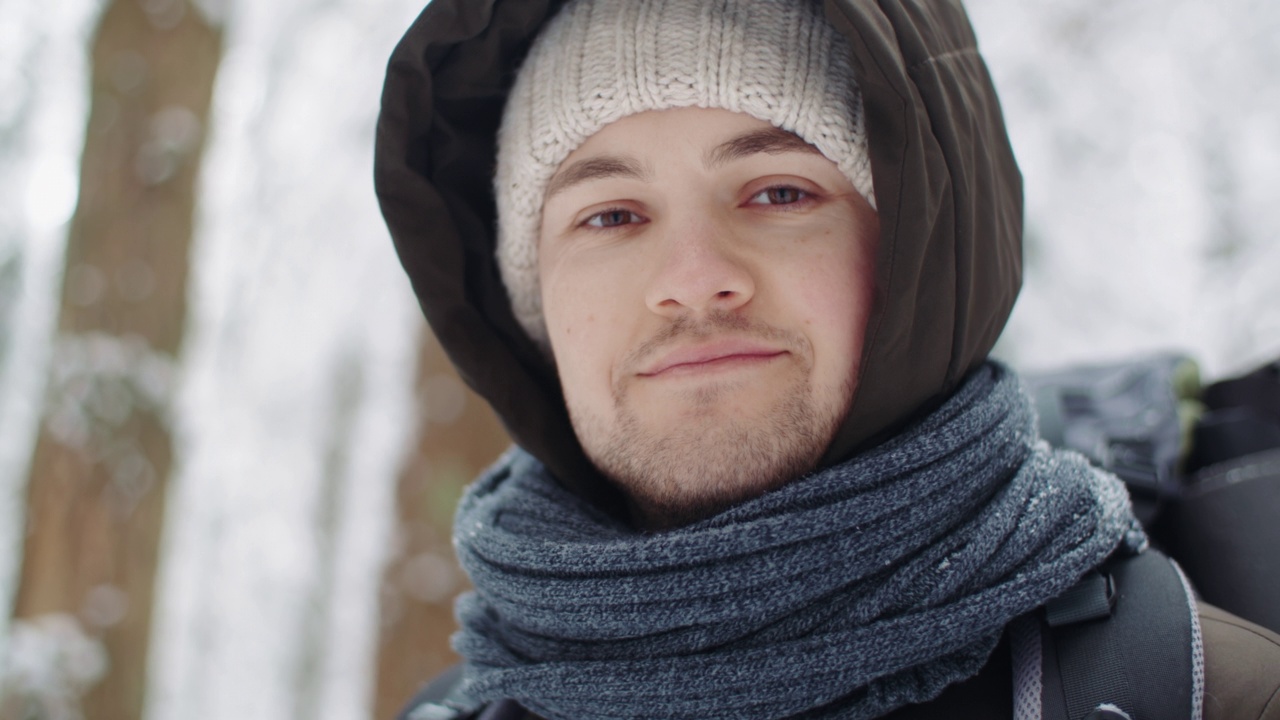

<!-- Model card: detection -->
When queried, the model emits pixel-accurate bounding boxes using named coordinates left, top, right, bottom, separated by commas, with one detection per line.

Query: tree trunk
left=373, top=329, right=511, bottom=719
left=7, top=1, right=221, bottom=718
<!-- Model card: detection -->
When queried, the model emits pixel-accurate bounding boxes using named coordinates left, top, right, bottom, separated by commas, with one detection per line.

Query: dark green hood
left=374, top=0, right=1022, bottom=512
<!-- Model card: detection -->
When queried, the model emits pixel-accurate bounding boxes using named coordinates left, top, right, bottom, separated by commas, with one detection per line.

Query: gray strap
left=1010, top=615, right=1044, bottom=720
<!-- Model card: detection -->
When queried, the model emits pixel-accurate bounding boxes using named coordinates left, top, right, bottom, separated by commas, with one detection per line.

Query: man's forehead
left=544, top=123, right=824, bottom=202
left=704, top=126, right=823, bottom=169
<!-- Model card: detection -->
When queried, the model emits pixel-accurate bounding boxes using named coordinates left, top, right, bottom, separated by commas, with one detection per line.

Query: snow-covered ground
left=1, top=0, right=1276, bottom=718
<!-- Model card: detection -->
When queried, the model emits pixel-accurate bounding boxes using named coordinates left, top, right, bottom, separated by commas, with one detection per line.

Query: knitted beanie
left=495, top=0, right=874, bottom=347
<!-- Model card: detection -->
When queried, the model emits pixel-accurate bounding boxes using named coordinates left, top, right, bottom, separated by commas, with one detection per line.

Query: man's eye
left=749, top=187, right=809, bottom=205
left=585, top=209, right=641, bottom=228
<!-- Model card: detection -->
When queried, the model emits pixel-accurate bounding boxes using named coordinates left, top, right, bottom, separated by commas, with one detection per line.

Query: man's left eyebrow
left=704, top=127, right=823, bottom=169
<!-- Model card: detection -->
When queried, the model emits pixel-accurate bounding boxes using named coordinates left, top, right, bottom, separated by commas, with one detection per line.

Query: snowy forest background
left=0, top=0, right=1276, bottom=718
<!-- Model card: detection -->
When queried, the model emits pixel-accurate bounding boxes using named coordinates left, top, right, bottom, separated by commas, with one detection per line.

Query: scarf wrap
left=452, top=364, right=1144, bottom=719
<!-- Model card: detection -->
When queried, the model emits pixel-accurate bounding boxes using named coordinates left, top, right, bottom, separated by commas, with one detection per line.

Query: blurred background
left=0, top=0, right=1276, bottom=718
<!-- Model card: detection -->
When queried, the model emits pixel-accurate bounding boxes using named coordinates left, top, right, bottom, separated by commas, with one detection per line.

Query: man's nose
left=644, top=218, right=755, bottom=317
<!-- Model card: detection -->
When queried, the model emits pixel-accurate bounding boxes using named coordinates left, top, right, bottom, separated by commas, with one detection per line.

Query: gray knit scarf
left=452, top=363, right=1145, bottom=719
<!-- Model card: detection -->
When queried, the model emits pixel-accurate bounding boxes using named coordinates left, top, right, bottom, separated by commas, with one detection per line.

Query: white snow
left=0, top=613, right=108, bottom=718
left=0, top=0, right=104, bottom=690
left=142, top=1, right=427, bottom=719
left=968, top=0, right=1280, bottom=378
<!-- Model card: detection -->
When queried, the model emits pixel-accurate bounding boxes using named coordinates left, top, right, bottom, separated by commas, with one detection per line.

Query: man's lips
left=637, top=339, right=787, bottom=377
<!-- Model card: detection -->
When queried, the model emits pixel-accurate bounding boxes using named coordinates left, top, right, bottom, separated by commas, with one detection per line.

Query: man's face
left=538, top=108, right=879, bottom=528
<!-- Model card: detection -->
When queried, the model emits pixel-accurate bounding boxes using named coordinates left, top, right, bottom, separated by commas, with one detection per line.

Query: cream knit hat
left=495, top=0, right=874, bottom=346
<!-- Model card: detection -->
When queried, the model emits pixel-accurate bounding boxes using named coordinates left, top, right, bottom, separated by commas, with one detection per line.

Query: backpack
left=400, top=355, right=1280, bottom=720
left=1025, top=354, right=1280, bottom=635
left=1020, top=353, right=1280, bottom=720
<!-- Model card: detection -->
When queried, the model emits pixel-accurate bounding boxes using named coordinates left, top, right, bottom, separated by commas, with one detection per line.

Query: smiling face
left=538, top=108, right=879, bottom=529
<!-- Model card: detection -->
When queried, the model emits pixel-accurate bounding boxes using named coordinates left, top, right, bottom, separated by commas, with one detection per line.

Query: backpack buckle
left=1045, top=570, right=1116, bottom=627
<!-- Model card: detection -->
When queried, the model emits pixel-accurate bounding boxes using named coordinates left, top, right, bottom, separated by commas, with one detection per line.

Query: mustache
left=621, top=311, right=807, bottom=373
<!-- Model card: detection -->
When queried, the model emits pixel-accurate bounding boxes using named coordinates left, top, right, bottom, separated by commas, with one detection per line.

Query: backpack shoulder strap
left=398, top=665, right=536, bottom=720
left=398, top=664, right=476, bottom=720
left=1012, top=549, right=1204, bottom=720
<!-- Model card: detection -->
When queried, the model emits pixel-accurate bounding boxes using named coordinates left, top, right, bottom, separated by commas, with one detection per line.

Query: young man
left=375, top=0, right=1280, bottom=717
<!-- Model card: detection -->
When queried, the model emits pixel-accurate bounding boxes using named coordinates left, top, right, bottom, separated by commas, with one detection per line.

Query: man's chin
left=592, top=420, right=829, bottom=531
left=570, top=375, right=856, bottom=530
left=619, top=468, right=798, bottom=531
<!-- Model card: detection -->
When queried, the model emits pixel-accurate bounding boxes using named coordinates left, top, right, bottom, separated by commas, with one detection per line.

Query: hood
left=374, top=0, right=1023, bottom=512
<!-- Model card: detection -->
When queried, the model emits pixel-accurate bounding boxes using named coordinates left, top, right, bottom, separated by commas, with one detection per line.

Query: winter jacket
left=374, top=0, right=1280, bottom=717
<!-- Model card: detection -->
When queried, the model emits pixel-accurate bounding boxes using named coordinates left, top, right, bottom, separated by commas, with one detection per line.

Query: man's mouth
left=638, top=339, right=787, bottom=377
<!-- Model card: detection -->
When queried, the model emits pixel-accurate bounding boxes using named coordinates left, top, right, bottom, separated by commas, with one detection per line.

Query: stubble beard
left=565, top=317, right=855, bottom=530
